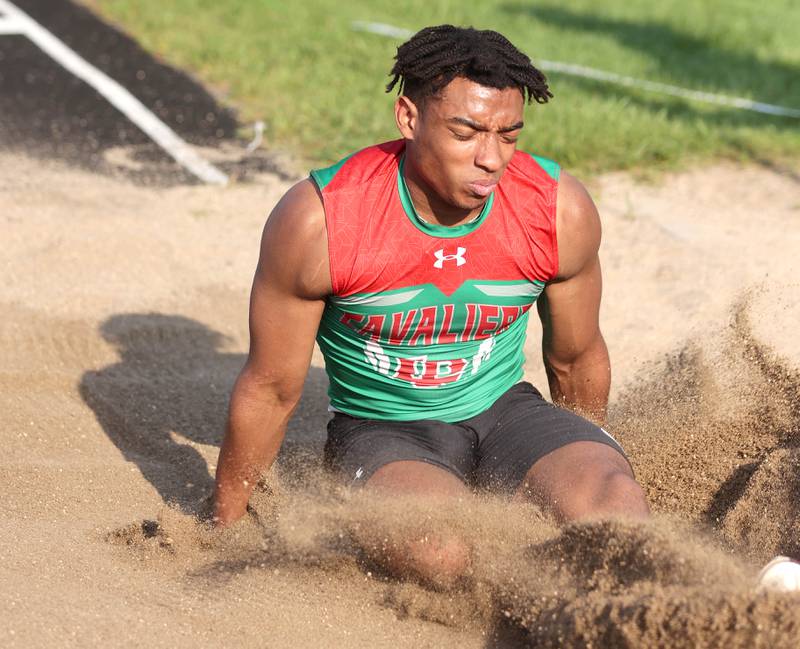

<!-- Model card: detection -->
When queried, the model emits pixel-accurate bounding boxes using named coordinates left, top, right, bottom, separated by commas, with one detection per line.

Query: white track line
left=537, top=61, right=800, bottom=119
left=352, top=21, right=800, bottom=120
left=0, top=0, right=228, bottom=185
left=0, top=16, right=23, bottom=34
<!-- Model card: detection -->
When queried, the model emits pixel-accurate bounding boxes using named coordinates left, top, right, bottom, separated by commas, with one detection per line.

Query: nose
left=474, top=134, right=503, bottom=173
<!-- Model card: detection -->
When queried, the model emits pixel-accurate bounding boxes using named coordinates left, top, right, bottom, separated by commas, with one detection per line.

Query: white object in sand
left=757, top=556, right=800, bottom=593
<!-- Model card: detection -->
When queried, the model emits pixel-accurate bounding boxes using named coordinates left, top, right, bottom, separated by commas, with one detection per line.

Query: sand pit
left=747, top=283, right=800, bottom=373
left=2, top=150, right=800, bottom=647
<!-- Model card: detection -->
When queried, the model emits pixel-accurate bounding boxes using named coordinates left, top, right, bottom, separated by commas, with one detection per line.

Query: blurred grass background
left=86, top=0, right=800, bottom=175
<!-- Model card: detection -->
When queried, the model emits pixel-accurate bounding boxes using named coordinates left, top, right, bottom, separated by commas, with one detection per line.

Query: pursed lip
left=467, top=179, right=498, bottom=197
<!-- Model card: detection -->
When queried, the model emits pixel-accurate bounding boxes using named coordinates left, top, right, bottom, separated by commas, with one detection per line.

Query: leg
left=515, top=441, right=650, bottom=522
left=361, top=460, right=472, bottom=589
left=470, top=382, right=649, bottom=521
left=323, top=414, right=476, bottom=589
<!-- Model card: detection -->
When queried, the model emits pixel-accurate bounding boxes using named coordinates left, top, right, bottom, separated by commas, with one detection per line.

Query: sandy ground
left=2, top=150, right=800, bottom=647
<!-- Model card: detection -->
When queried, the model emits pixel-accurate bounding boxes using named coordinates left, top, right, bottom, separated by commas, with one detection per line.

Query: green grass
left=89, top=0, right=800, bottom=175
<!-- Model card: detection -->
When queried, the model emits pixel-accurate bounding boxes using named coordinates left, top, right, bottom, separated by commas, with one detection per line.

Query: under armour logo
left=433, top=247, right=466, bottom=269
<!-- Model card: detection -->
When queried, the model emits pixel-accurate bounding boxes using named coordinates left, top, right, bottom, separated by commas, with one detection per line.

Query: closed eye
left=451, top=131, right=474, bottom=141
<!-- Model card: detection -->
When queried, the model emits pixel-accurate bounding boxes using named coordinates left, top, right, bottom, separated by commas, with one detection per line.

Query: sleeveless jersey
left=311, top=139, right=560, bottom=423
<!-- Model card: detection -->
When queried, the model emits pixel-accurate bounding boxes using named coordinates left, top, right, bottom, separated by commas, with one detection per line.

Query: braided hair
left=386, top=25, right=552, bottom=105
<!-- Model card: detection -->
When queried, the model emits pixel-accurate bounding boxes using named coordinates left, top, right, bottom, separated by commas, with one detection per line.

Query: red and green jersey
left=311, top=139, right=560, bottom=422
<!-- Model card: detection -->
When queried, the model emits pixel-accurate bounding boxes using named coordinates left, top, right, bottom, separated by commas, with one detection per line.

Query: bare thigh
left=514, top=441, right=649, bottom=522
left=360, top=460, right=473, bottom=588
left=366, top=459, right=469, bottom=496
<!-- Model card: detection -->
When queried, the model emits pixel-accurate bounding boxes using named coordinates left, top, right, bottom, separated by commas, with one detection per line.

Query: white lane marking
left=540, top=61, right=800, bottom=119
left=0, top=0, right=229, bottom=185
left=0, top=16, right=23, bottom=33
left=352, top=21, right=800, bottom=120
left=352, top=21, right=410, bottom=39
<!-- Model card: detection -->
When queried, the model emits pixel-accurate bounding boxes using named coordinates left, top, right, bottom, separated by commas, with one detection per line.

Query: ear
left=394, top=95, right=420, bottom=140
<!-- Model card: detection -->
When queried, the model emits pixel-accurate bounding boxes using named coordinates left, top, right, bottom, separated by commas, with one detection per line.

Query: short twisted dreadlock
left=386, top=25, right=552, bottom=105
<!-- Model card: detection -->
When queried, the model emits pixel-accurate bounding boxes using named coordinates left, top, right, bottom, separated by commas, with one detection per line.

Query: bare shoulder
left=554, top=171, right=601, bottom=281
left=258, top=178, right=330, bottom=299
left=265, top=178, right=326, bottom=248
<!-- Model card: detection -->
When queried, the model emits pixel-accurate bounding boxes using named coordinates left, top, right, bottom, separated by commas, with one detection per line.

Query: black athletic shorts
left=323, top=381, right=628, bottom=493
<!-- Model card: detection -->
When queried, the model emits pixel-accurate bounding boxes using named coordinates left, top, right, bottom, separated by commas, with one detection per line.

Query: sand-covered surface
left=2, top=151, right=800, bottom=647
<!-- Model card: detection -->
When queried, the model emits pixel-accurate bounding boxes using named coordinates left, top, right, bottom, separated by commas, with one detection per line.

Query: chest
left=343, top=200, right=537, bottom=298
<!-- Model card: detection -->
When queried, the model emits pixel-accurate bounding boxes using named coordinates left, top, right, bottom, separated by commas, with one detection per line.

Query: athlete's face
left=395, top=77, right=525, bottom=212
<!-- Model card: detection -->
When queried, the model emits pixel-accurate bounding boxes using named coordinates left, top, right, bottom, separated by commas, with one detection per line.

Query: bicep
left=241, top=181, right=329, bottom=400
left=538, top=171, right=603, bottom=363
left=538, top=254, right=602, bottom=364
left=244, top=264, right=326, bottom=398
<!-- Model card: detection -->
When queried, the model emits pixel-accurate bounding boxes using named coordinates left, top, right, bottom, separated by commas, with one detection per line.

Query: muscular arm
left=213, top=179, right=330, bottom=526
left=537, top=172, right=610, bottom=424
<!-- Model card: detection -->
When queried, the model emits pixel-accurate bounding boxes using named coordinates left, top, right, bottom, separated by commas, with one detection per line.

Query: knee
left=400, top=535, right=472, bottom=589
left=589, top=470, right=650, bottom=520
left=553, top=468, right=649, bottom=521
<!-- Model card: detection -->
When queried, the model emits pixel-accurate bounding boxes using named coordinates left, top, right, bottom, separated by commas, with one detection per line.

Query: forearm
left=544, top=334, right=610, bottom=424
left=213, top=373, right=298, bottom=525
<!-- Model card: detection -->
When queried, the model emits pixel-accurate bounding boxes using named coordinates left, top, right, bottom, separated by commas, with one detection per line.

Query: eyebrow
left=447, top=116, right=525, bottom=133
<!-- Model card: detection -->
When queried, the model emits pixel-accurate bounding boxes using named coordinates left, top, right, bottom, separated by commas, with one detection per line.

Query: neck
left=402, top=155, right=484, bottom=228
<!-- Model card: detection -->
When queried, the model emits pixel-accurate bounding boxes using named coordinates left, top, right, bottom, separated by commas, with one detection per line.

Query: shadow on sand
left=80, top=313, right=330, bottom=514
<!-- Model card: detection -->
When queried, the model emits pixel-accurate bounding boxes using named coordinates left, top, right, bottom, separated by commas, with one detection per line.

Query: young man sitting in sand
left=212, top=25, right=651, bottom=586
